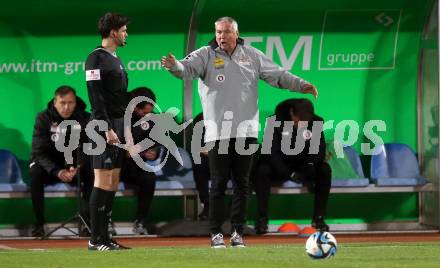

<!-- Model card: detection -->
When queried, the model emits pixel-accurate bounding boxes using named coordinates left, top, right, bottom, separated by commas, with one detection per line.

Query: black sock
left=104, top=191, right=116, bottom=241
left=89, top=187, right=113, bottom=243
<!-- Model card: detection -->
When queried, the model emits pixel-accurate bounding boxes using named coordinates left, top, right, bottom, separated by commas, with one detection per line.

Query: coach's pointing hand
left=303, top=83, right=318, bottom=99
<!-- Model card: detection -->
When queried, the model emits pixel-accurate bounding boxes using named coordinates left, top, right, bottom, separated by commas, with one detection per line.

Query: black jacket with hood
left=30, top=97, right=90, bottom=177
left=269, top=114, right=326, bottom=179
left=266, top=98, right=326, bottom=180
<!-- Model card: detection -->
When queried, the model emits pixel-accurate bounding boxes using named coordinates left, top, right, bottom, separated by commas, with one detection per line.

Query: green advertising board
left=0, top=1, right=431, bottom=163
left=319, top=10, right=401, bottom=70
left=194, top=18, right=419, bottom=149
left=0, top=34, right=185, bottom=162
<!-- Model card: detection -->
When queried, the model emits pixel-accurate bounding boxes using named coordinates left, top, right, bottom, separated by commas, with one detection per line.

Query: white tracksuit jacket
left=169, top=38, right=309, bottom=143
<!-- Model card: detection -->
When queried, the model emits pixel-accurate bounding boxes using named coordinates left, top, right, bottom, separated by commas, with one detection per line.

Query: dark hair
left=275, top=99, right=295, bottom=121
left=290, top=98, right=315, bottom=122
left=98, top=12, right=129, bottom=38
left=54, top=85, right=76, bottom=97
left=129, top=87, right=156, bottom=109
left=275, top=98, right=315, bottom=122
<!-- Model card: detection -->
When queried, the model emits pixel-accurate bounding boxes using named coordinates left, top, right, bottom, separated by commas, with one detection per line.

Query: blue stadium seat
left=370, top=143, right=427, bottom=186
left=272, top=180, right=303, bottom=188
left=0, top=149, right=27, bottom=192
left=331, top=146, right=370, bottom=187
left=124, top=147, right=196, bottom=190
left=343, top=146, right=365, bottom=177
left=155, top=147, right=195, bottom=189
left=44, top=183, right=77, bottom=192
left=269, top=146, right=369, bottom=189
left=117, top=181, right=126, bottom=191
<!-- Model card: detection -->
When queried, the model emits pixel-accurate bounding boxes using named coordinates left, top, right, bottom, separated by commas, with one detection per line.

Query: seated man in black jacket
left=252, top=98, right=331, bottom=234
left=120, top=87, right=158, bottom=235
left=29, top=85, right=93, bottom=237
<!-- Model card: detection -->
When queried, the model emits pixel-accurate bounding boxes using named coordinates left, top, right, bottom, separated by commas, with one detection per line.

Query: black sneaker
left=132, top=220, right=148, bottom=235
left=108, top=239, right=131, bottom=250
left=254, top=218, right=268, bottom=235
left=88, top=240, right=115, bottom=251
left=312, top=216, right=330, bottom=232
left=210, top=233, right=226, bottom=248
left=31, top=225, right=45, bottom=237
left=230, top=230, right=246, bottom=248
left=108, top=218, right=117, bottom=236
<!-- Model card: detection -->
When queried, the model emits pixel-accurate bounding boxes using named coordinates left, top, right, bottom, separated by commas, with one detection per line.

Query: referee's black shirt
left=85, top=46, right=128, bottom=129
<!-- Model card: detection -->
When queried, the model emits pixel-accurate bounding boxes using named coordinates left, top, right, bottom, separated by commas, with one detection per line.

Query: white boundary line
left=318, top=9, right=402, bottom=71
left=0, top=244, right=16, bottom=250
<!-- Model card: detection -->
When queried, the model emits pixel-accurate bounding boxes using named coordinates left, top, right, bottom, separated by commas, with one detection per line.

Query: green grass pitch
left=1, top=242, right=440, bottom=268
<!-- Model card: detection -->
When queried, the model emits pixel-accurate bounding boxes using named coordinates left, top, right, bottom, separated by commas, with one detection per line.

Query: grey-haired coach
left=161, top=16, right=318, bottom=248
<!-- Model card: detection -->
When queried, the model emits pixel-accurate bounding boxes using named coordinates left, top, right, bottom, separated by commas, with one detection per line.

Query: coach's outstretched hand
left=161, top=53, right=177, bottom=69
left=303, top=83, right=318, bottom=99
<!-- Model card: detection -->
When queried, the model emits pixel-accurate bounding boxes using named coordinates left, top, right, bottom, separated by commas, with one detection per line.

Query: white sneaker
left=230, top=230, right=246, bottom=248
left=211, top=233, right=226, bottom=248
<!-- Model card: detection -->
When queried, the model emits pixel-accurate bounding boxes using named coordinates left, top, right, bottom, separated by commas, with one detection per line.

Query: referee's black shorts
left=89, top=118, right=125, bottom=169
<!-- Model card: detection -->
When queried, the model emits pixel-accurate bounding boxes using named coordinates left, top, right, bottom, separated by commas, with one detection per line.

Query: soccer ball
left=305, top=231, right=337, bottom=259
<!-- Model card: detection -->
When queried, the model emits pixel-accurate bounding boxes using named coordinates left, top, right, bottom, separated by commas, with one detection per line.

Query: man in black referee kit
left=85, top=12, right=130, bottom=251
